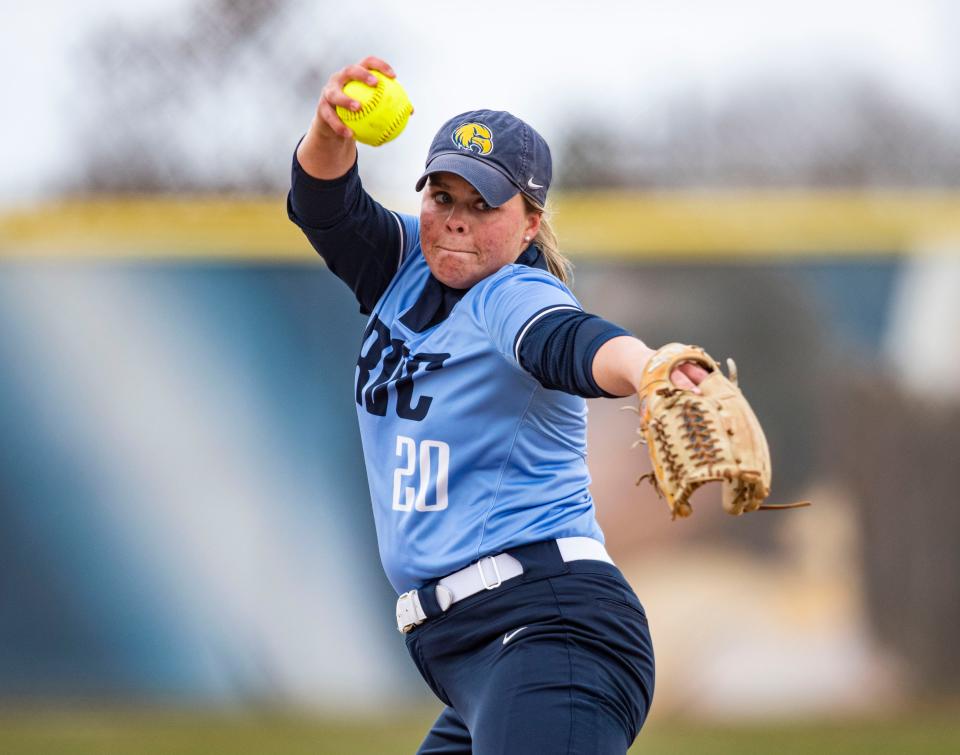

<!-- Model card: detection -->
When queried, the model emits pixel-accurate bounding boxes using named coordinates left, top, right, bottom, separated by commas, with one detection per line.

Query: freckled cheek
left=474, top=227, right=518, bottom=268
left=419, top=213, right=440, bottom=250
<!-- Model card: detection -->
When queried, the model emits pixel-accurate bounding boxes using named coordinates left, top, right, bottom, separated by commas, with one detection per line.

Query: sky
left=1, top=0, right=958, bottom=204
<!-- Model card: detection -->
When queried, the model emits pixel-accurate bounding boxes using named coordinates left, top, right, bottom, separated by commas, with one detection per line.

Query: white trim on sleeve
left=390, top=211, right=405, bottom=270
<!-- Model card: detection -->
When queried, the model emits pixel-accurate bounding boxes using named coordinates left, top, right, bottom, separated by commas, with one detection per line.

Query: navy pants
left=404, top=541, right=655, bottom=754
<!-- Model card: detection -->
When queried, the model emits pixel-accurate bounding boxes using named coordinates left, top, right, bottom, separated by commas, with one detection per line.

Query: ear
left=524, top=210, right=542, bottom=241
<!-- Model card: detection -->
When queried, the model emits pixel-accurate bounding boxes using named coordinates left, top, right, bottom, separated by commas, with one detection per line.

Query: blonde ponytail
left=524, top=198, right=573, bottom=285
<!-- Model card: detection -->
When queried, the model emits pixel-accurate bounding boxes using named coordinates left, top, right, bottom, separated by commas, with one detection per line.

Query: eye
left=476, top=199, right=493, bottom=212
left=432, top=191, right=451, bottom=204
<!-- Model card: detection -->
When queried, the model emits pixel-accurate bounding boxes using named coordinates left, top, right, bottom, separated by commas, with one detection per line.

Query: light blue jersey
left=355, top=214, right=604, bottom=593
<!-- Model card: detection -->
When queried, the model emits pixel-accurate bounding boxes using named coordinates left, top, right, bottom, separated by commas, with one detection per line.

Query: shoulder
left=477, top=263, right=580, bottom=309
left=363, top=214, right=429, bottom=314
left=473, top=263, right=583, bottom=356
left=392, top=212, right=421, bottom=266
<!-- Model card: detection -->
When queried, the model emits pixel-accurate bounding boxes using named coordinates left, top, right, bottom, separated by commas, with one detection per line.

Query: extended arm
left=518, top=312, right=707, bottom=397
left=593, top=334, right=707, bottom=395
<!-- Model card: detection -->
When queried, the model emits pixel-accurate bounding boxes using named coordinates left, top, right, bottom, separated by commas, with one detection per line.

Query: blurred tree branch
left=69, top=0, right=344, bottom=194
left=556, top=73, right=960, bottom=189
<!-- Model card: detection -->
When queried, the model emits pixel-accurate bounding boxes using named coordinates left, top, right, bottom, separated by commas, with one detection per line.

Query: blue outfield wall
left=0, top=264, right=410, bottom=707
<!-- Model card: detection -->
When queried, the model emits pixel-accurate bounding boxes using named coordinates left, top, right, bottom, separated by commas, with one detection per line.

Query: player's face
left=420, top=173, right=541, bottom=289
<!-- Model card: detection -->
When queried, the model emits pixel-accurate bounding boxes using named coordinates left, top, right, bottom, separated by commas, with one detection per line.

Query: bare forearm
left=593, top=335, right=710, bottom=396
left=296, top=115, right=357, bottom=180
left=591, top=336, right=655, bottom=397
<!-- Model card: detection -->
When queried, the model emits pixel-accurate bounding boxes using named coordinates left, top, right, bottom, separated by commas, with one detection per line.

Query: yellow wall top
left=2, top=191, right=960, bottom=261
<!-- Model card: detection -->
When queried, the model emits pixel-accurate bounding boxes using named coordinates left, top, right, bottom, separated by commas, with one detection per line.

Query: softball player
left=288, top=56, right=706, bottom=754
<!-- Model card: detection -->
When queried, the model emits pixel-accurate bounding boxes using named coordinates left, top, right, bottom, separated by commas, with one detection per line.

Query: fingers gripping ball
left=336, top=70, right=413, bottom=146
left=633, top=343, right=810, bottom=519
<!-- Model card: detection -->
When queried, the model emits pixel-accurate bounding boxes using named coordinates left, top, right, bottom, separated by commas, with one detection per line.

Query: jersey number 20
left=392, top=435, right=450, bottom=512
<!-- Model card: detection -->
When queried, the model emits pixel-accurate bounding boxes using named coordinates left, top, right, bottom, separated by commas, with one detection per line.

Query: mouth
left=436, top=246, right=477, bottom=255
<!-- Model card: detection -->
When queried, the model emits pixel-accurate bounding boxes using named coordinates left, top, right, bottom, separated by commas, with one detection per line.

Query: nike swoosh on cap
left=502, top=626, right=528, bottom=645
left=526, top=177, right=544, bottom=190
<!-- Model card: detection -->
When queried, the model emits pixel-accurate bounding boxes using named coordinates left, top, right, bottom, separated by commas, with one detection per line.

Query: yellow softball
left=336, top=70, right=413, bottom=147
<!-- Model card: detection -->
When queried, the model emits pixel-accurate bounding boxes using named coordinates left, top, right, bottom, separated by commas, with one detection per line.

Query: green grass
left=634, top=711, right=960, bottom=754
left=0, top=706, right=958, bottom=754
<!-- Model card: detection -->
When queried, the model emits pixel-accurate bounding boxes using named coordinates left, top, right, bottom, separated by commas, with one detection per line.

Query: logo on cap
left=452, top=123, right=493, bottom=156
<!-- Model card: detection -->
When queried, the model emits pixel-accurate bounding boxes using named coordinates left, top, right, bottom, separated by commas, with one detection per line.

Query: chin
left=435, top=270, right=480, bottom=290
left=427, top=251, right=486, bottom=289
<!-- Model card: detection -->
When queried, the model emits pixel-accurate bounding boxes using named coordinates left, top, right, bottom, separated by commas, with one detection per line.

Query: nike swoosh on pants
left=502, top=627, right=528, bottom=645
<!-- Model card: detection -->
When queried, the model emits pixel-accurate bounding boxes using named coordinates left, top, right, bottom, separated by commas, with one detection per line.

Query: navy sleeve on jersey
left=518, top=310, right=631, bottom=399
left=286, top=145, right=405, bottom=314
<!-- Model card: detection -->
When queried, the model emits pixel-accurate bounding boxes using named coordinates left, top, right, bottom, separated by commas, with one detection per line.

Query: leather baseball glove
left=633, top=343, right=809, bottom=519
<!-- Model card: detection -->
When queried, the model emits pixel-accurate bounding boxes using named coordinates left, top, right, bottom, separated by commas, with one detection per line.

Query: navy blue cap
left=415, top=109, right=552, bottom=208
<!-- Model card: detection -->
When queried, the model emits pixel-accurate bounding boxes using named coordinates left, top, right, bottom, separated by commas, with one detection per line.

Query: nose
left=444, top=205, right=467, bottom=234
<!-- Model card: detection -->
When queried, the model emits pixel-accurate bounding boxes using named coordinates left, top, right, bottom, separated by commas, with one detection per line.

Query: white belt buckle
left=477, top=556, right=503, bottom=590
left=396, top=590, right=425, bottom=634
